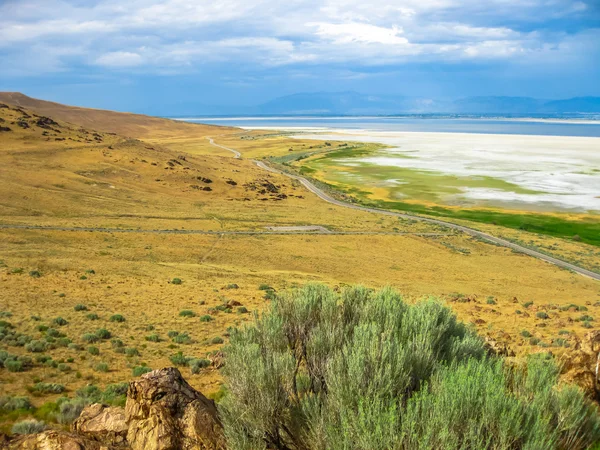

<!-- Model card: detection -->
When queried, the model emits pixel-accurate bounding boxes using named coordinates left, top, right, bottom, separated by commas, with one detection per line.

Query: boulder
left=125, top=367, right=226, bottom=450
left=72, top=403, right=128, bottom=444
left=6, top=430, right=109, bottom=450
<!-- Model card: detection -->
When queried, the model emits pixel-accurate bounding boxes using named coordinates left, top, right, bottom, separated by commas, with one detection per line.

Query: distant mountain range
left=166, top=92, right=600, bottom=117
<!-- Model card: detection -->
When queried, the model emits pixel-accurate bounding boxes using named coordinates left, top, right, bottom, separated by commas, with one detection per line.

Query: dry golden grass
left=0, top=97, right=599, bottom=423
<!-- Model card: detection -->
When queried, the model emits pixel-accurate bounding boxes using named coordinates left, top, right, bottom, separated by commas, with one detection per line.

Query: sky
left=1, top=0, right=599, bottom=113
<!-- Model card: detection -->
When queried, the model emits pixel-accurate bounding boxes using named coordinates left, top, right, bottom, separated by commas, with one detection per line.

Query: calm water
left=176, top=116, right=600, bottom=137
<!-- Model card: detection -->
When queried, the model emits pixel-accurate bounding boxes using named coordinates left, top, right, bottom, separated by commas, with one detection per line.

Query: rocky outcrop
left=72, top=403, right=128, bottom=445
left=5, top=430, right=110, bottom=449
left=561, top=331, right=600, bottom=400
left=126, top=368, right=226, bottom=450
left=4, top=368, right=225, bottom=450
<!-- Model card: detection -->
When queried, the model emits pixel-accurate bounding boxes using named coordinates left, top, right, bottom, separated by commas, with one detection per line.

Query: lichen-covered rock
left=125, top=367, right=225, bottom=450
left=6, top=430, right=109, bottom=450
left=72, top=403, right=128, bottom=444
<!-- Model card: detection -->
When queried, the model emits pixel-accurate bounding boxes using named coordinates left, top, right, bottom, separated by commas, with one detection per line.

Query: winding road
left=206, top=136, right=600, bottom=281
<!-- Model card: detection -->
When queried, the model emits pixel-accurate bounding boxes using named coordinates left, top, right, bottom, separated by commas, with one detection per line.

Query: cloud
left=95, top=51, right=144, bottom=67
left=0, top=0, right=597, bottom=77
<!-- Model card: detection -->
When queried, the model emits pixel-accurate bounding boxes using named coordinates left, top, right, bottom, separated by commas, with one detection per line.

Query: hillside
left=0, top=92, right=231, bottom=139
left=1, top=96, right=600, bottom=435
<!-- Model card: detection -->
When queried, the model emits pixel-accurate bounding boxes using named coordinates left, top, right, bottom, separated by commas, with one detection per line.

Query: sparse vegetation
left=74, top=304, right=88, bottom=311
left=109, top=314, right=126, bottom=322
left=132, top=366, right=152, bottom=377
left=11, top=419, right=46, bottom=434
left=179, top=310, right=196, bottom=318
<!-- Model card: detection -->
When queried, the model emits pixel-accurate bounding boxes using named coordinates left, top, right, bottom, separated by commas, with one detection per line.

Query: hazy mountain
left=249, top=92, right=600, bottom=116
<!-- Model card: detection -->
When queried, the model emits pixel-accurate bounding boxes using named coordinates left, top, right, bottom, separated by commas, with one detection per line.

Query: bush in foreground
left=11, top=419, right=46, bottom=435
left=220, top=284, right=600, bottom=450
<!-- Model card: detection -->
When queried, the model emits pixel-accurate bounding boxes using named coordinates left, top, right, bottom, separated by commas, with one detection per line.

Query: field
left=0, top=94, right=599, bottom=432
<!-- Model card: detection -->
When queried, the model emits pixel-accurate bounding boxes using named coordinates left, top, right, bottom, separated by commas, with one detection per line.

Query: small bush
left=169, top=352, right=190, bottom=366
left=68, top=343, right=83, bottom=351
left=486, top=297, right=496, bottom=305
left=132, top=366, right=152, bottom=377
left=57, top=363, right=71, bottom=372
left=521, top=330, right=532, bottom=338
left=199, top=315, right=213, bottom=322
left=226, top=283, right=239, bottom=289
left=209, top=336, right=224, bottom=345
left=46, top=328, right=63, bottom=338
left=263, top=289, right=277, bottom=301
left=167, top=331, right=179, bottom=338
left=125, top=347, right=140, bottom=357
left=56, top=337, right=72, bottom=347
left=57, top=398, right=87, bottom=424
left=529, top=337, right=541, bottom=345
left=145, top=334, right=160, bottom=342
left=86, top=313, right=99, bottom=321
left=558, top=330, right=570, bottom=335
left=30, top=382, right=65, bottom=395
left=173, top=333, right=192, bottom=345
left=111, top=339, right=124, bottom=349
left=25, top=340, right=48, bottom=353
left=82, top=333, right=98, bottom=343
left=109, top=314, right=125, bottom=323
left=258, top=283, right=272, bottom=291
left=523, top=301, right=534, bottom=308
left=87, top=346, right=100, bottom=356
left=583, top=321, right=593, bottom=329
left=171, top=278, right=182, bottom=285
left=0, top=396, right=32, bottom=412
left=29, top=270, right=42, bottom=278
left=578, top=314, right=594, bottom=322
left=11, top=419, right=46, bottom=435
left=95, top=328, right=111, bottom=340
left=189, top=358, right=211, bottom=374
left=536, top=311, right=549, bottom=319
left=179, top=310, right=196, bottom=318
left=53, top=317, right=68, bottom=326
left=79, top=275, right=87, bottom=280
left=95, top=363, right=109, bottom=373
left=237, top=306, right=249, bottom=314
left=74, top=304, right=88, bottom=311
left=5, top=359, right=24, bottom=372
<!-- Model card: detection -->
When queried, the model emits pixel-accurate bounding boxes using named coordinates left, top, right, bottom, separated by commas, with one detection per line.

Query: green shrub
left=57, top=398, right=87, bottom=424
left=125, top=347, right=140, bottom=357
left=132, top=366, right=152, bottom=377
left=82, top=333, right=98, bottom=343
left=52, top=317, right=68, bottom=326
left=30, top=315, right=41, bottom=321
left=209, top=336, right=224, bottom=345
left=168, top=330, right=179, bottom=338
left=86, top=313, right=99, bottom=321
left=85, top=269, right=95, bottom=274
left=577, top=314, right=594, bottom=322
left=30, top=382, right=65, bottom=395
left=258, top=283, right=272, bottom=291
left=263, top=289, right=277, bottom=301
left=523, top=301, right=534, bottom=308
left=521, top=330, right=532, bottom=338
left=236, top=306, right=249, bottom=314
left=95, top=363, right=109, bottom=373
left=199, top=315, right=213, bottom=322
left=536, top=311, right=549, bottom=319
left=109, top=314, right=125, bottom=323
left=4, top=359, right=24, bottom=372
left=171, top=278, right=182, bottom=285
left=179, top=310, right=196, bottom=318
left=169, top=352, right=190, bottom=366
left=57, top=363, right=71, bottom=372
left=0, top=396, right=32, bottom=412
left=219, top=284, right=600, bottom=450
left=29, top=270, right=42, bottom=278
left=11, top=419, right=46, bottom=434
left=145, top=334, right=160, bottom=342
left=226, top=283, right=239, bottom=289
left=36, top=325, right=48, bottom=333
left=558, top=330, right=571, bottom=335
left=173, top=333, right=192, bottom=345
left=56, top=337, right=72, bottom=347
left=79, top=275, right=87, bottom=280
left=87, top=346, right=100, bottom=356
left=74, top=304, right=88, bottom=311
left=111, top=339, right=124, bottom=349
left=25, top=340, right=48, bottom=353
left=486, top=297, right=496, bottom=305
left=189, top=358, right=211, bottom=374
left=583, top=321, right=593, bottom=329
left=95, top=328, right=111, bottom=340
left=46, top=328, right=63, bottom=338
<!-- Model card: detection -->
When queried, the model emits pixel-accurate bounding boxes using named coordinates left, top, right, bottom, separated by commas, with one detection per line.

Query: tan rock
left=6, top=430, right=109, bottom=450
left=72, top=403, right=128, bottom=444
left=125, top=367, right=226, bottom=450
